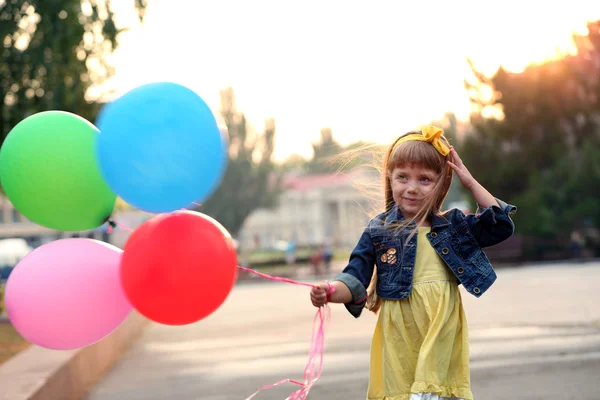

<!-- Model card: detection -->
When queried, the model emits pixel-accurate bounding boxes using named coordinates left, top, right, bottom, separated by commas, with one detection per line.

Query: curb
left=0, top=311, right=149, bottom=400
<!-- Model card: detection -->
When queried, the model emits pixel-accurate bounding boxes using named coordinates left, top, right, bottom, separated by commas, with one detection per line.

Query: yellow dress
left=367, top=228, right=473, bottom=400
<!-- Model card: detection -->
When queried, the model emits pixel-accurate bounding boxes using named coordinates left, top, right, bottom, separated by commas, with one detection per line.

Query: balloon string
left=237, top=266, right=330, bottom=400
left=107, top=220, right=329, bottom=399
left=106, top=220, right=135, bottom=234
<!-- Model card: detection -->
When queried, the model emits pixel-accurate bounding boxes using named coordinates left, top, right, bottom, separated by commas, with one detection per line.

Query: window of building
left=12, top=208, right=20, bottom=223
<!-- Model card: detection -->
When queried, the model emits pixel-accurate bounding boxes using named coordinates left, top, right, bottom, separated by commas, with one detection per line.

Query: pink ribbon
left=238, top=266, right=330, bottom=400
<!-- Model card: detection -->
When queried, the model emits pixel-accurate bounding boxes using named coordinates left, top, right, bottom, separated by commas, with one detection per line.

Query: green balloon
left=0, top=111, right=116, bottom=231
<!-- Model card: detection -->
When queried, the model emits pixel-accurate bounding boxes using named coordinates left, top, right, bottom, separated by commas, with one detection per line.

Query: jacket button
left=473, top=287, right=481, bottom=294
left=441, top=248, right=449, bottom=255
left=430, top=232, right=437, bottom=238
left=457, top=267, right=464, bottom=274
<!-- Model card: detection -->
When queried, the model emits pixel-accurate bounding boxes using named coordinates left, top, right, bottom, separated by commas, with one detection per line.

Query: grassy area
left=242, top=247, right=351, bottom=267
left=0, top=283, right=30, bottom=365
left=333, top=250, right=351, bottom=262
left=0, top=322, right=30, bottom=365
left=243, top=248, right=314, bottom=265
left=238, top=250, right=352, bottom=277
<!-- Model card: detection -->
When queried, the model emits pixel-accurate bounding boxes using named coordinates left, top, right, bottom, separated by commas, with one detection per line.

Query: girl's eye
left=397, top=175, right=406, bottom=180
left=420, top=177, right=431, bottom=182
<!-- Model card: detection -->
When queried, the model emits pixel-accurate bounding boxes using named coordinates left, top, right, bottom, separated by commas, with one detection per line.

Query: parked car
left=0, top=238, right=33, bottom=281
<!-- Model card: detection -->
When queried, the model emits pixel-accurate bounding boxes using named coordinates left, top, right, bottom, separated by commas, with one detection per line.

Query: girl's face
left=389, top=163, right=439, bottom=220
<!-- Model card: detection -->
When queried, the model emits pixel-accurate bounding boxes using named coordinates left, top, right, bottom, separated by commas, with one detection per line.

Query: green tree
left=278, top=153, right=308, bottom=173
left=304, top=127, right=343, bottom=173
left=1, top=0, right=146, bottom=149
left=197, top=87, right=280, bottom=237
left=464, top=20, right=600, bottom=255
left=303, top=127, right=379, bottom=173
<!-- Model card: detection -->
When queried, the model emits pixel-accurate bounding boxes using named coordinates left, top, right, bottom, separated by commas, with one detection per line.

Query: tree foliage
left=281, top=127, right=376, bottom=174
left=197, top=87, right=280, bottom=237
left=303, top=127, right=342, bottom=174
left=1, top=0, right=146, bottom=149
left=464, top=20, right=600, bottom=255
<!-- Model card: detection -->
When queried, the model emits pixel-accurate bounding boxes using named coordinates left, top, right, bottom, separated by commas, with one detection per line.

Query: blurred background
left=1, top=1, right=600, bottom=399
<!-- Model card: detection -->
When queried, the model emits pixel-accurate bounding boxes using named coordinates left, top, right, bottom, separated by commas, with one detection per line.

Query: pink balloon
left=5, top=239, right=133, bottom=350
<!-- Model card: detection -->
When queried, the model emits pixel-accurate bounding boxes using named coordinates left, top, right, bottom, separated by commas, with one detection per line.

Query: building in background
left=237, top=168, right=381, bottom=251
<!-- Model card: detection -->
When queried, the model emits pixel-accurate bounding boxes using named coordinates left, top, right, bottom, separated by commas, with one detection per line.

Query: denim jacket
left=335, top=198, right=517, bottom=318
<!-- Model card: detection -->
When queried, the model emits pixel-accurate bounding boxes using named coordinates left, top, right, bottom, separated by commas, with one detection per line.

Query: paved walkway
left=85, top=261, right=600, bottom=400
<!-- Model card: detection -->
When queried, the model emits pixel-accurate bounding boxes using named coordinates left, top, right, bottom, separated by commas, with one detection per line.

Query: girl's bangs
left=388, top=140, right=445, bottom=173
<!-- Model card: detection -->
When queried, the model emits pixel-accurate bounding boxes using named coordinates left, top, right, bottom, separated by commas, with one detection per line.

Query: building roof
left=282, top=171, right=359, bottom=191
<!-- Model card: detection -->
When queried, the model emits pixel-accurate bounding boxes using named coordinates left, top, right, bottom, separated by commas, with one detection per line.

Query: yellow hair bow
left=392, top=125, right=450, bottom=156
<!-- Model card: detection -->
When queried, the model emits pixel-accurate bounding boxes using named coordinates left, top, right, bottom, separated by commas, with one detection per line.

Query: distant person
left=570, top=230, right=585, bottom=259
left=285, top=240, right=297, bottom=266
left=253, top=234, right=261, bottom=250
left=309, top=126, right=516, bottom=400
left=311, top=246, right=324, bottom=275
left=322, top=237, right=333, bottom=274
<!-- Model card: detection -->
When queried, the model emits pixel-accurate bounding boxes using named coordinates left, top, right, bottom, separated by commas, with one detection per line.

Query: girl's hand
left=447, top=146, right=476, bottom=190
left=448, top=146, right=500, bottom=210
left=310, top=282, right=329, bottom=308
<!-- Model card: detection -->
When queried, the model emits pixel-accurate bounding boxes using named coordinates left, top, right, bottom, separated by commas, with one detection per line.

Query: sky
left=102, top=0, right=600, bottom=162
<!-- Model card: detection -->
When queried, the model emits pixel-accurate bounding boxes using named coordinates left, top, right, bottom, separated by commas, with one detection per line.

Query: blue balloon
left=96, top=82, right=227, bottom=213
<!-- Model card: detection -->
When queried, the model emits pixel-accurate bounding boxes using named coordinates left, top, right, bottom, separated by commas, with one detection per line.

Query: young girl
left=310, top=125, right=516, bottom=400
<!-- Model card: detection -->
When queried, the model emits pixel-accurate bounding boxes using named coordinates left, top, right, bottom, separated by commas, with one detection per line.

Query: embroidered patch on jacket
left=381, top=248, right=397, bottom=264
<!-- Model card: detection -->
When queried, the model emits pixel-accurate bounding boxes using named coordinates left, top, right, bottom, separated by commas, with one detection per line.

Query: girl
left=310, top=126, right=516, bottom=400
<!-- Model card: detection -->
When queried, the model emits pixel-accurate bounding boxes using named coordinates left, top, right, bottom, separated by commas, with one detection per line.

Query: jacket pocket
left=372, top=236, right=403, bottom=286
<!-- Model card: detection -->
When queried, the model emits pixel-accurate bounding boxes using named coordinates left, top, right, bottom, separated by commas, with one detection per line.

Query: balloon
left=96, top=82, right=228, bottom=213
left=0, top=111, right=116, bottom=231
left=183, top=124, right=229, bottom=209
left=120, top=210, right=237, bottom=325
left=5, top=239, right=132, bottom=350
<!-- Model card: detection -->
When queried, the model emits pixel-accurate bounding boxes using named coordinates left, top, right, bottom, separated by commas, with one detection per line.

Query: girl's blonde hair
left=366, top=130, right=453, bottom=314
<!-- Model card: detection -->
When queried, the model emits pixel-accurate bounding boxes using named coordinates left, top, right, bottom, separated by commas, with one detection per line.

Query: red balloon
left=120, top=210, right=238, bottom=325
